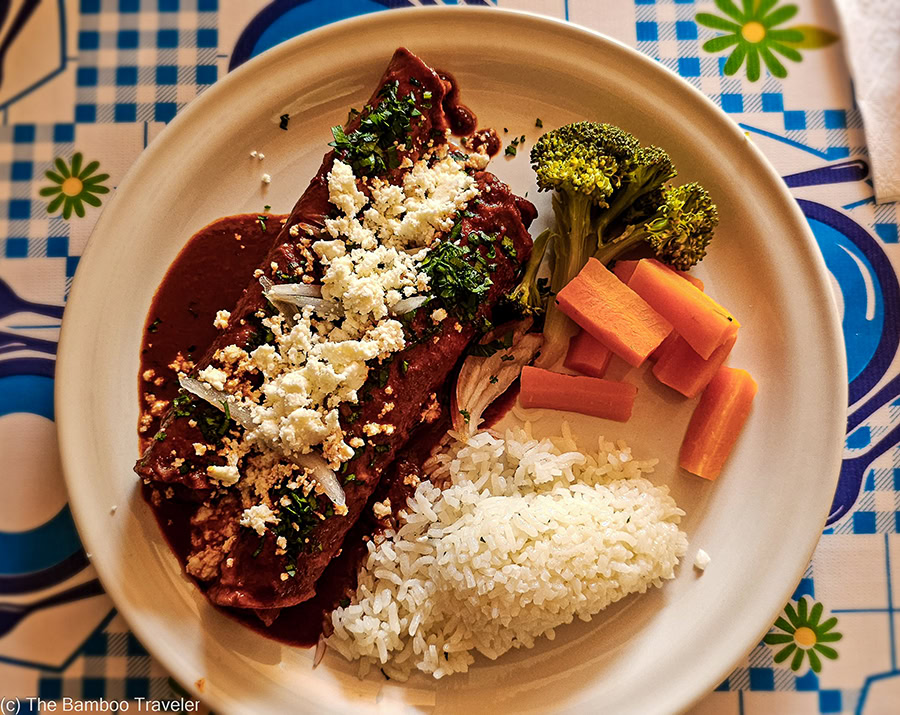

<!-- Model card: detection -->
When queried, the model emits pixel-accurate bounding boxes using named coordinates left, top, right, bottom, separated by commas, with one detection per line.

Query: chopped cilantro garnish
left=505, top=143, right=517, bottom=157
left=148, top=317, right=161, bottom=333
left=279, top=113, right=290, bottom=130
left=535, top=118, right=543, bottom=128
left=339, top=597, right=351, bottom=608
left=153, top=430, right=167, bottom=442
left=500, top=236, right=517, bottom=260
left=284, top=563, right=296, bottom=578
left=257, top=214, right=269, bottom=231
left=400, top=360, right=409, bottom=374
left=489, top=375, right=499, bottom=384
left=422, top=90, right=432, bottom=100
left=459, top=409, right=470, bottom=424
left=329, top=81, right=420, bottom=177
left=420, top=239, right=493, bottom=322
left=344, top=473, right=356, bottom=482
left=375, top=444, right=390, bottom=454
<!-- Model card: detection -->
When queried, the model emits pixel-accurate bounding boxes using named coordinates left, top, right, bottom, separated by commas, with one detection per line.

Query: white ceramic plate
left=56, top=7, right=846, bottom=714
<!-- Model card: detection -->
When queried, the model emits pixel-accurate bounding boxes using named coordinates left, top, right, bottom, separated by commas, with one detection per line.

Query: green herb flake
left=400, top=359, right=410, bottom=374
left=257, top=214, right=269, bottom=232
left=344, top=473, right=357, bottom=482
left=459, top=409, right=471, bottom=424
left=489, top=375, right=499, bottom=384
left=339, top=597, right=351, bottom=608
left=500, top=354, right=515, bottom=362
left=148, top=317, right=161, bottom=333
left=279, top=113, right=290, bottom=130
left=535, top=118, right=543, bottom=128
left=153, top=431, right=167, bottom=442
left=505, top=143, right=517, bottom=157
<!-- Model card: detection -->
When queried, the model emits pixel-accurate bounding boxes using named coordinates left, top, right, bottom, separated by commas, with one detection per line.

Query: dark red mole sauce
left=138, top=211, right=513, bottom=646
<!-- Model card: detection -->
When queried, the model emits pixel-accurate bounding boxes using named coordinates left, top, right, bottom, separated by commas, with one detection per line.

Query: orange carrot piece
left=679, top=366, right=757, bottom=480
left=649, top=331, right=679, bottom=363
left=556, top=258, right=673, bottom=367
left=612, top=260, right=639, bottom=284
left=626, top=259, right=739, bottom=359
left=653, top=333, right=737, bottom=398
left=615, top=260, right=704, bottom=291
left=520, top=366, right=637, bottom=422
left=564, top=330, right=612, bottom=378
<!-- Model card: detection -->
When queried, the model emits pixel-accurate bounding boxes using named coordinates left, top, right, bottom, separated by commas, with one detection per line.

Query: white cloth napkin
left=833, top=0, right=900, bottom=204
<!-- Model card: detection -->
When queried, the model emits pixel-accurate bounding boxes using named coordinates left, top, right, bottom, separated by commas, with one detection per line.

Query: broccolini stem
left=536, top=193, right=596, bottom=367
left=593, top=225, right=648, bottom=266
left=506, top=228, right=553, bottom=315
left=521, top=228, right=552, bottom=289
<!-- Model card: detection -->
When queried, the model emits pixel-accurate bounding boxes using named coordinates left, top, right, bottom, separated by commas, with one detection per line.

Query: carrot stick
left=615, top=259, right=704, bottom=290
left=612, top=260, right=639, bottom=284
left=556, top=258, right=672, bottom=367
left=679, top=366, right=757, bottom=480
left=649, top=331, right=679, bottom=363
left=519, top=366, right=637, bottom=422
left=626, top=259, right=738, bottom=359
left=653, top=332, right=737, bottom=398
left=564, top=329, right=612, bottom=378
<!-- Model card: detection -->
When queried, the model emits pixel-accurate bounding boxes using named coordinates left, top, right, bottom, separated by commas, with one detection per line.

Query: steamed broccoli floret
left=597, top=145, right=676, bottom=235
left=594, top=182, right=719, bottom=270
left=506, top=228, right=552, bottom=315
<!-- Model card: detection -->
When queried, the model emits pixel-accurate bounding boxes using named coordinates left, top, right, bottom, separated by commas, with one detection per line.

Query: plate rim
left=55, top=5, right=848, bottom=713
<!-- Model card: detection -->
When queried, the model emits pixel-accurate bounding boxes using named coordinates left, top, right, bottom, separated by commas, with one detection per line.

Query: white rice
left=327, top=424, right=687, bottom=680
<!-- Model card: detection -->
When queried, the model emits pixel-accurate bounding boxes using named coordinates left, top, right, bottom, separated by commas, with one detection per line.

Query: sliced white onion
left=290, top=452, right=346, bottom=510
left=265, top=281, right=323, bottom=299
left=313, top=634, right=328, bottom=669
left=178, top=375, right=255, bottom=430
left=260, top=277, right=326, bottom=320
left=391, top=295, right=429, bottom=315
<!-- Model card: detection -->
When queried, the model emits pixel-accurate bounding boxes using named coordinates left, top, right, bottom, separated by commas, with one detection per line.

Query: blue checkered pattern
left=75, top=0, right=218, bottom=124
left=0, top=124, right=76, bottom=275
left=28, top=615, right=181, bottom=709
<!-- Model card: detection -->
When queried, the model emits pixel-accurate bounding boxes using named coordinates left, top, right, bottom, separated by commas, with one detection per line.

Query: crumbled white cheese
left=213, top=310, right=230, bottom=330
left=261, top=173, right=271, bottom=184
left=197, top=366, right=228, bottom=391
left=257, top=152, right=265, bottom=161
left=431, top=307, right=447, bottom=323
left=693, top=548, right=711, bottom=571
left=249, top=150, right=258, bottom=158
left=207, top=464, right=240, bottom=486
left=373, top=498, right=391, bottom=519
left=327, top=160, right=368, bottom=217
left=276, top=535, right=287, bottom=549
left=239, top=503, right=279, bottom=535
left=193, top=443, right=208, bottom=457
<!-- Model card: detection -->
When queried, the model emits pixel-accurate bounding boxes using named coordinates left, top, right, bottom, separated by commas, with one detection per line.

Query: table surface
left=0, top=1, right=898, bottom=713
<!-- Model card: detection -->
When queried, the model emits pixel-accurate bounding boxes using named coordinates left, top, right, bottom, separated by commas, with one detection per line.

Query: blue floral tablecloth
left=0, top=1, right=897, bottom=713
